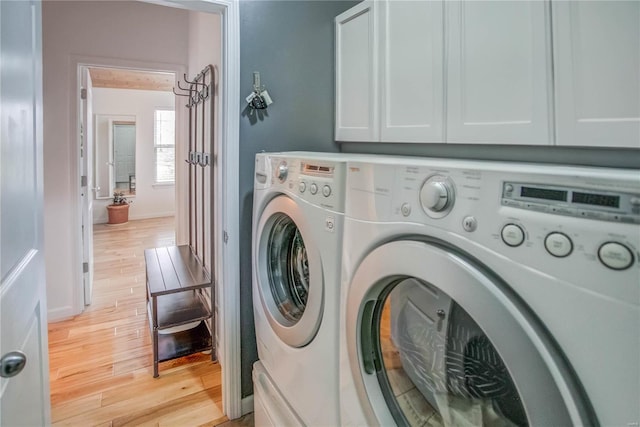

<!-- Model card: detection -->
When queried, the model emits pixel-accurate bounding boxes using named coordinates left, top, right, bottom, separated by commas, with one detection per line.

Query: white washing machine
left=252, top=151, right=361, bottom=426
left=339, top=156, right=640, bottom=427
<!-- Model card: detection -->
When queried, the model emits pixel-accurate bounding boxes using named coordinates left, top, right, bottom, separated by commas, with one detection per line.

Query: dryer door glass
left=375, top=278, right=527, bottom=427
left=266, top=213, right=309, bottom=323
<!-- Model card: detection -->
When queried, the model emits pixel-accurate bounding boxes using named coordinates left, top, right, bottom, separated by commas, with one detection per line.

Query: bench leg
left=152, top=295, right=159, bottom=378
left=153, top=328, right=159, bottom=378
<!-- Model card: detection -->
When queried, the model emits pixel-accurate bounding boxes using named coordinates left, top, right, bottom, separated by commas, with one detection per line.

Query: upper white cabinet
left=379, top=0, right=444, bottom=143
left=336, top=0, right=639, bottom=148
left=553, top=1, right=640, bottom=148
left=335, top=1, right=379, bottom=142
left=446, top=1, right=552, bottom=145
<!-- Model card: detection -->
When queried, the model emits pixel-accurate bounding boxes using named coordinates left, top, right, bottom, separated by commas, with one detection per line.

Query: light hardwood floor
left=48, top=217, right=227, bottom=426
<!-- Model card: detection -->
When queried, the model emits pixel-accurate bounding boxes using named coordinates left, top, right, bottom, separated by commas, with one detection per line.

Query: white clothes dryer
left=252, top=151, right=364, bottom=426
left=338, top=156, right=640, bottom=427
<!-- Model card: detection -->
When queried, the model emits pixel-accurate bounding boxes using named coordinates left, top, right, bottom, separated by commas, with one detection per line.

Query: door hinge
left=80, top=175, right=87, bottom=187
left=83, top=262, right=89, bottom=273
left=80, top=88, right=87, bottom=100
left=223, top=231, right=228, bottom=244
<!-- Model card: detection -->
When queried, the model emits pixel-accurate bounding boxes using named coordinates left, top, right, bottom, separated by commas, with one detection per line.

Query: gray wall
left=239, top=0, right=357, bottom=397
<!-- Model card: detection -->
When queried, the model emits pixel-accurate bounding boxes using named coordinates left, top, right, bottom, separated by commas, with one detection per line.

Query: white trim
left=217, top=0, right=242, bottom=419
left=46, top=306, right=76, bottom=323
left=71, top=0, right=241, bottom=419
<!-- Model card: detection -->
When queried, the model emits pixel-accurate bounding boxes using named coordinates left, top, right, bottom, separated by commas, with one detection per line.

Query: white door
left=552, top=1, right=640, bottom=148
left=346, top=241, right=593, bottom=426
left=335, top=0, right=379, bottom=142
left=80, top=67, right=94, bottom=305
left=446, top=0, right=552, bottom=145
left=0, top=0, right=51, bottom=425
left=379, top=0, right=444, bottom=143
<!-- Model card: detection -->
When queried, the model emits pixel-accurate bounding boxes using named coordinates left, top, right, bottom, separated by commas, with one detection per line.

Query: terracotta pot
left=107, top=203, right=129, bottom=224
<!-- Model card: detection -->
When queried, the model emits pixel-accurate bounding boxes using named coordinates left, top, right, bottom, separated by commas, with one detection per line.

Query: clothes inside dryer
left=378, top=278, right=527, bottom=427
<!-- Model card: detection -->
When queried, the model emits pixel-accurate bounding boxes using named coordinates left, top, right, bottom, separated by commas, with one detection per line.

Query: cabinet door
left=380, top=1, right=444, bottom=143
left=336, top=1, right=378, bottom=142
left=446, top=1, right=552, bottom=145
left=553, top=1, right=640, bottom=148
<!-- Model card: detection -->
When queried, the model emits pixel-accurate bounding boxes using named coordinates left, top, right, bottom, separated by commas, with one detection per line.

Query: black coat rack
left=173, top=65, right=215, bottom=275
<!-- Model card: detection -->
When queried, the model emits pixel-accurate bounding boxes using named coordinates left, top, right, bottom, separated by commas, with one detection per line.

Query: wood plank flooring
left=48, top=217, right=227, bottom=426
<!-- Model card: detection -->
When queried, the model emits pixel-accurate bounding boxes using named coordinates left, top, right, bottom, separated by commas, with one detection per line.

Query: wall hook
left=184, top=73, right=206, bottom=87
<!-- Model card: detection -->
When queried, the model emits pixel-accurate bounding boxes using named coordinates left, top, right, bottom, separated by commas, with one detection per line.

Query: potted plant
left=106, top=191, right=130, bottom=224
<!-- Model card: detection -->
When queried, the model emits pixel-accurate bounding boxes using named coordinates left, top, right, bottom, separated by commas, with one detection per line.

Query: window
left=154, top=109, right=175, bottom=183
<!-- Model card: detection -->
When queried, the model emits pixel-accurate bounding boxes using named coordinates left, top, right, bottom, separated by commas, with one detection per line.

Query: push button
left=322, top=185, right=332, bottom=197
left=299, top=181, right=306, bottom=193
left=401, top=203, right=411, bottom=217
left=309, top=183, right=318, bottom=195
left=462, top=216, right=477, bottom=232
left=545, top=233, right=573, bottom=258
left=501, top=224, right=525, bottom=247
left=598, top=242, right=634, bottom=270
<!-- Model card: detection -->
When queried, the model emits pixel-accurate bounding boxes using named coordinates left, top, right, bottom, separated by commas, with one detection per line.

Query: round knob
left=309, top=183, right=318, bottom=195
left=299, top=181, right=306, bottom=193
left=545, top=232, right=573, bottom=258
left=598, top=242, right=634, bottom=270
left=420, top=176, right=454, bottom=218
left=501, top=223, right=525, bottom=247
left=421, top=182, right=449, bottom=211
left=1, top=351, right=27, bottom=378
left=322, top=185, right=332, bottom=197
left=276, top=161, right=288, bottom=183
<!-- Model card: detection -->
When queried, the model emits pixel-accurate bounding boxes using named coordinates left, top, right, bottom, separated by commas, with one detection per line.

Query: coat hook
left=172, top=87, right=190, bottom=97
left=177, top=80, right=192, bottom=92
left=184, top=73, right=206, bottom=86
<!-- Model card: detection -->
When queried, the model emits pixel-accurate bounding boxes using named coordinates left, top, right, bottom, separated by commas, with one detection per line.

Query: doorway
left=81, top=65, right=178, bottom=307
left=50, top=0, right=242, bottom=420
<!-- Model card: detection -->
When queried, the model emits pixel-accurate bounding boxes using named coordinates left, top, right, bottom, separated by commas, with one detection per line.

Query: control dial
left=420, top=175, right=455, bottom=218
left=276, top=161, right=288, bottom=183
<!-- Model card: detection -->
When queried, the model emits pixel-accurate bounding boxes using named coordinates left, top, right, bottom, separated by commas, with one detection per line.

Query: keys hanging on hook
left=246, top=71, right=272, bottom=112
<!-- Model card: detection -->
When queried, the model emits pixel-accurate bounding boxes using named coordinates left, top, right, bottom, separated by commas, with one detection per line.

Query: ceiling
left=88, top=67, right=175, bottom=92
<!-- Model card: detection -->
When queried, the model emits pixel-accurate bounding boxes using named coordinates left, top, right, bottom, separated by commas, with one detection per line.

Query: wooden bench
left=144, top=245, right=215, bottom=377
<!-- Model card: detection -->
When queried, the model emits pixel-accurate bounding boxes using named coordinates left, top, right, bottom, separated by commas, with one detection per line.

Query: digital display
left=572, top=192, right=619, bottom=208
left=521, top=187, right=567, bottom=201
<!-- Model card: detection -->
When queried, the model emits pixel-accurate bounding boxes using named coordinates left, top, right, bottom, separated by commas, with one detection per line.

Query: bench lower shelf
left=156, top=320, right=212, bottom=363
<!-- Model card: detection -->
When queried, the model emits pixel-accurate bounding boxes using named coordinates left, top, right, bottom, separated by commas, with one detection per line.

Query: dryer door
left=255, top=195, right=324, bottom=347
left=346, top=240, right=594, bottom=427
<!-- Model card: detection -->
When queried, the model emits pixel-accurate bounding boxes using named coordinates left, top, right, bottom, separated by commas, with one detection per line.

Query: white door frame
left=70, top=0, right=242, bottom=419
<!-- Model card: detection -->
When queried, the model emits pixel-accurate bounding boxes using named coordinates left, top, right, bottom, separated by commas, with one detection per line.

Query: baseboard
left=241, top=395, right=254, bottom=416
left=47, top=305, right=76, bottom=322
left=93, top=212, right=175, bottom=224
left=129, top=211, right=175, bottom=221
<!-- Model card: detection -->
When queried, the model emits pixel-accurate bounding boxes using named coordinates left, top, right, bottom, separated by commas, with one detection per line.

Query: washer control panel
left=345, top=158, right=640, bottom=297
left=267, top=156, right=346, bottom=213
left=502, top=182, right=640, bottom=224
